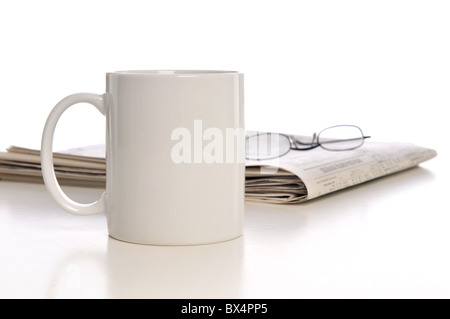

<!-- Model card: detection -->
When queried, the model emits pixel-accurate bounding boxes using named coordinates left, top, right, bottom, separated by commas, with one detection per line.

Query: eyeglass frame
left=245, top=125, right=371, bottom=160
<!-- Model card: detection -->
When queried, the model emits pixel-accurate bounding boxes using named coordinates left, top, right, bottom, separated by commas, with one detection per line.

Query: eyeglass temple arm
left=289, top=134, right=321, bottom=151
left=322, top=135, right=371, bottom=144
left=290, top=133, right=318, bottom=147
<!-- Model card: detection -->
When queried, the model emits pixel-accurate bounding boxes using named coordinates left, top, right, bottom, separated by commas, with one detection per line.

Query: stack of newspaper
left=0, top=145, right=106, bottom=188
left=0, top=140, right=437, bottom=204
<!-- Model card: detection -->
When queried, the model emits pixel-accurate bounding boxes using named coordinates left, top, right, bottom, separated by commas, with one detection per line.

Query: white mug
left=41, top=70, right=245, bottom=245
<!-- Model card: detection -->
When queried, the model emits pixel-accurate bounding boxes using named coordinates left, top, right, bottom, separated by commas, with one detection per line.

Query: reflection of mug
left=41, top=70, right=245, bottom=245
left=106, top=236, right=244, bottom=298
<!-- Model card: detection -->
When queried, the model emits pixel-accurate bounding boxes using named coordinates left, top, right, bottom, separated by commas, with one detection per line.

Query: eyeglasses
left=246, top=125, right=371, bottom=160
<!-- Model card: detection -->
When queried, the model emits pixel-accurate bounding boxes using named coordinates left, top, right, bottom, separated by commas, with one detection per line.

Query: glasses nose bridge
left=312, top=132, right=318, bottom=144
left=288, top=135, right=298, bottom=148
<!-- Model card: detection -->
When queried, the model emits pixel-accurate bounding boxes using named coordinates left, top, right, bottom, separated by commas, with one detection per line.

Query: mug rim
left=107, top=70, right=240, bottom=77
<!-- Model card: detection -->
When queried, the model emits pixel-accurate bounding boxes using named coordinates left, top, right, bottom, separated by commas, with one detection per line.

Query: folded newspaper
left=0, top=140, right=437, bottom=204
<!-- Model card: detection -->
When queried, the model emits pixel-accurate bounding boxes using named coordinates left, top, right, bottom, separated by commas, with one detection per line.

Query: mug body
left=105, top=71, right=244, bottom=245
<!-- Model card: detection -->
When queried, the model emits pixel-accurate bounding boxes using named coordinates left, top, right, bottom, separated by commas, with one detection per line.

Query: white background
left=0, top=0, right=448, bottom=152
left=1, top=0, right=450, bottom=299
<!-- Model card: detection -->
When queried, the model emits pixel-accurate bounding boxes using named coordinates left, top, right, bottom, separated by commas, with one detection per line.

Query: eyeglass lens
left=246, top=133, right=290, bottom=160
left=317, top=125, right=364, bottom=151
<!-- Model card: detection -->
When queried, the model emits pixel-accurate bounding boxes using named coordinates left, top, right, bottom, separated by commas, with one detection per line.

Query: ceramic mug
left=41, top=70, right=245, bottom=245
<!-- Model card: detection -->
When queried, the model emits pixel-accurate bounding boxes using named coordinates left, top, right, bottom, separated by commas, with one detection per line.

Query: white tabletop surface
left=1, top=151, right=448, bottom=299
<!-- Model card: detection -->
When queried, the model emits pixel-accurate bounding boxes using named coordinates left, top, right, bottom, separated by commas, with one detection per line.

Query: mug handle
left=41, top=93, right=106, bottom=216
